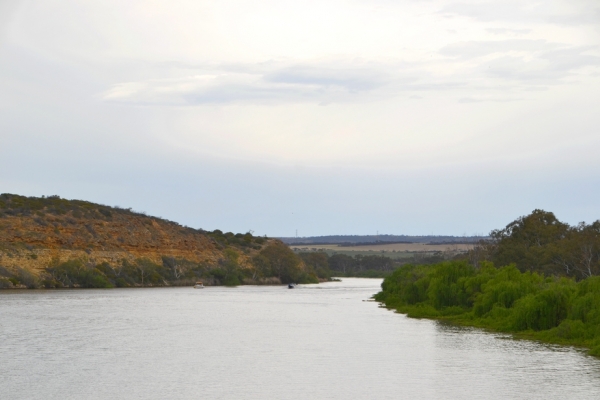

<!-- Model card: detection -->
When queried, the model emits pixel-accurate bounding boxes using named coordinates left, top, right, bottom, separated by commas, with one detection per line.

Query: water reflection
left=1, top=279, right=600, bottom=400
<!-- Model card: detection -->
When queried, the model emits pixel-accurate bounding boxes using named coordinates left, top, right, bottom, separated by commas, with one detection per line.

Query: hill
left=0, top=194, right=323, bottom=288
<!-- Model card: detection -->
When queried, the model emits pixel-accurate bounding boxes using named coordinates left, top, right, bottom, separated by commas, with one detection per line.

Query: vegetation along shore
left=0, top=194, right=333, bottom=289
left=376, top=210, right=600, bottom=356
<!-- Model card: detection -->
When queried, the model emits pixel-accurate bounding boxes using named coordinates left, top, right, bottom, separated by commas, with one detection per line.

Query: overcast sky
left=1, top=0, right=599, bottom=236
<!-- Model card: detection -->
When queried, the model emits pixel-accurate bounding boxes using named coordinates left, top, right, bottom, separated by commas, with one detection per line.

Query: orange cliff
left=0, top=195, right=263, bottom=275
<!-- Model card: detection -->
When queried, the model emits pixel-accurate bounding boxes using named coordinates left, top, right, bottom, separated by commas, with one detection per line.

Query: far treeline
left=297, top=252, right=447, bottom=278
left=279, top=234, right=486, bottom=245
left=376, top=209, right=600, bottom=356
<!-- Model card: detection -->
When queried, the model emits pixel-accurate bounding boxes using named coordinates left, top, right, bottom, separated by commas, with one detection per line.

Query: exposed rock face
left=0, top=194, right=258, bottom=275
left=0, top=194, right=320, bottom=289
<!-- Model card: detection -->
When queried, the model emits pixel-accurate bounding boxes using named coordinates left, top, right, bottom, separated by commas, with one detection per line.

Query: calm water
left=2, top=278, right=600, bottom=400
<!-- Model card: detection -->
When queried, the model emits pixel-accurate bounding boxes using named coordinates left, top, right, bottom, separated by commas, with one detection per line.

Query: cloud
left=0, top=0, right=21, bottom=42
left=458, top=96, right=522, bottom=103
left=101, top=62, right=420, bottom=105
left=440, top=1, right=545, bottom=23
left=264, top=65, right=391, bottom=92
left=101, top=43, right=599, bottom=105
left=441, top=0, right=600, bottom=26
left=440, top=39, right=561, bottom=59
left=485, top=28, right=531, bottom=36
left=101, top=57, right=484, bottom=106
left=102, top=73, right=308, bottom=105
left=440, top=40, right=600, bottom=86
left=478, top=46, right=599, bottom=86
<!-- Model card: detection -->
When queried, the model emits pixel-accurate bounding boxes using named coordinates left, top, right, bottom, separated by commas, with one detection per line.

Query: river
left=1, top=278, right=600, bottom=399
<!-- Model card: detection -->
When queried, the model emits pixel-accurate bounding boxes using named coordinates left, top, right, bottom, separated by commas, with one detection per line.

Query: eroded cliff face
left=0, top=196, right=260, bottom=276
left=0, top=194, right=316, bottom=289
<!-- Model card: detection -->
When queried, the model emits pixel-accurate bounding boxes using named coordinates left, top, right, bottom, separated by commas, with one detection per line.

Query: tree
left=135, top=259, right=156, bottom=286
left=329, top=254, right=355, bottom=274
left=491, top=209, right=568, bottom=273
left=553, top=221, right=600, bottom=279
left=221, top=248, right=241, bottom=286
left=162, top=256, right=182, bottom=279
left=299, top=251, right=331, bottom=279
left=256, top=241, right=304, bottom=283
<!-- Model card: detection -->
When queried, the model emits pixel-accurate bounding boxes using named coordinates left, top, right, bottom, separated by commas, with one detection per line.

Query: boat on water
left=194, top=281, right=204, bottom=289
left=288, top=283, right=296, bottom=289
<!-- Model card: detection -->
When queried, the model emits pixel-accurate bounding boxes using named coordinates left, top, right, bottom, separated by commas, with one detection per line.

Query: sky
left=1, top=0, right=599, bottom=237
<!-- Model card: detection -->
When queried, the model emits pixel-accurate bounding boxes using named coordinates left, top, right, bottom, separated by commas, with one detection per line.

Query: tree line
left=467, top=209, right=600, bottom=280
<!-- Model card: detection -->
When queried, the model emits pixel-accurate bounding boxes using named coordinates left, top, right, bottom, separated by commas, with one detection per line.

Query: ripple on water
left=1, top=279, right=600, bottom=400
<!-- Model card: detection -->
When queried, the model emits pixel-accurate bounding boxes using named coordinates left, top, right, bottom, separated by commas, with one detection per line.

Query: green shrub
left=223, top=274, right=241, bottom=286
left=48, top=260, right=113, bottom=288
left=427, top=262, right=475, bottom=309
left=473, top=266, right=542, bottom=317
left=17, top=268, right=39, bottom=288
left=552, top=319, right=587, bottom=340
left=376, top=260, right=600, bottom=356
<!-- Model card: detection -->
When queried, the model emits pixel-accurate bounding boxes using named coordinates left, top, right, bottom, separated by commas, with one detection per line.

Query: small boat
left=194, top=281, right=204, bottom=289
left=288, top=283, right=296, bottom=289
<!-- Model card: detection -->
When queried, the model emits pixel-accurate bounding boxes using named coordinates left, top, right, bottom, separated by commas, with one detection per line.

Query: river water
left=2, top=278, right=600, bottom=399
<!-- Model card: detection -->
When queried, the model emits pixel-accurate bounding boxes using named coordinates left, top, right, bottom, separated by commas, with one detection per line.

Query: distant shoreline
left=278, top=235, right=488, bottom=245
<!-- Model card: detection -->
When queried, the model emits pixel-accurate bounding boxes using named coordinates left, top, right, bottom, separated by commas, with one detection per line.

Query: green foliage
left=298, top=252, right=332, bottom=279
left=220, top=248, right=243, bottom=286
left=376, top=264, right=429, bottom=305
left=427, top=262, right=475, bottom=309
left=48, top=260, right=113, bottom=288
left=42, top=258, right=175, bottom=288
left=341, top=269, right=391, bottom=278
left=510, top=282, right=573, bottom=331
left=257, top=241, right=302, bottom=283
left=377, top=260, right=600, bottom=356
left=254, top=241, right=314, bottom=283
left=472, top=265, right=542, bottom=317
left=207, top=229, right=264, bottom=250
left=468, top=209, right=600, bottom=280
left=300, top=252, right=400, bottom=277
left=0, top=193, right=118, bottom=220
left=0, top=266, right=41, bottom=288
left=0, top=242, right=323, bottom=290
left=491, top=209, right=568, bottom=272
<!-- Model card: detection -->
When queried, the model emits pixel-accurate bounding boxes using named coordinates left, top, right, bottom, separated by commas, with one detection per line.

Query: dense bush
left=48, top=260, right=113, bottom=288
left=376, top=260, right=600, bottom=355
left=253, top=242, right=319, bottom=284
left=207, top=229, right=265, bottom=250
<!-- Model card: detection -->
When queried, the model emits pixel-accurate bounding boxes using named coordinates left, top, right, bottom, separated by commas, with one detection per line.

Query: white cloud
left=458, top=96, right=522, bottom=103
left=441, top=0, right=600, bottom=26
left=485, top=28, right=531, bottom=36
left=101, top=64, right=399, bottom=105
left=2, top=0, right=600, bottom=234
left=439, top=39, right=560, bottom=59
left=100, top=40, right=599, bottom=105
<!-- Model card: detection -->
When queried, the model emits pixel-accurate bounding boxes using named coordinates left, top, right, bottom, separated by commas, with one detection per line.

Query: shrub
left=472, top=266, right=542, bottom=317
left=507, top=283, right=573, bottom=331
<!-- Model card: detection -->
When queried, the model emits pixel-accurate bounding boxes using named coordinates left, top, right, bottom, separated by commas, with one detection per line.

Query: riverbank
left=0, top=194, right=333, bottom=289
left=375, top=261, right=600, bottom=357
left=4, top=278, right=600, bottom=400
